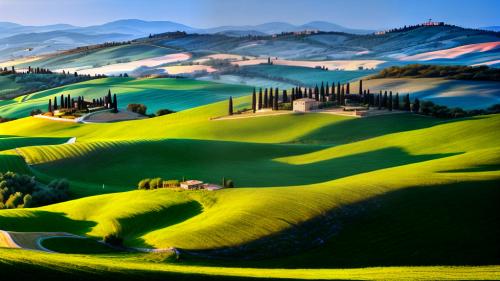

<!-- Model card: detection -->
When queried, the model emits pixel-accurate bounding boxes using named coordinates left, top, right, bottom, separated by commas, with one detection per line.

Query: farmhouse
left=293, top=98, right=320, bottom=112
left=180, top=180, right=204, bottom=190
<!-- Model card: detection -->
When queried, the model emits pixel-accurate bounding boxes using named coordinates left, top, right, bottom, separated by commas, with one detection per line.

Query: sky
left=0, top=0, right=498, bottom=29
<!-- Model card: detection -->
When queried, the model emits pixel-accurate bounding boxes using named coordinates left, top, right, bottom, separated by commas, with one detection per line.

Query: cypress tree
left=336, top=82, right=341, bottom=104
left=264, top=88, right=268, bottom=108
left=341, top=85, right=345, bottom=105
left=48, top=99, right=52, bottom=113
left=331, top=82, right=336, bottom=101
left=314, top=85, right=319, bottom=101
left=228, top=96, right=233, bottom=115
left=359, top=79, right=363, bottom=95
left=113, top=94, right=118, bottom=113
left=291, top=88, right=295, bottom=101
left=378, top=91, right=382, bottom=109
left=412, top=98, right=420, bottom=113
left=282, top=89, right=288, bottom=103
left=269, top=89, right=274, bottom=109
left=383, top=91, right=388, bottom=108
left=68, top=95, right=71, bottom=108
left=325, top=82, right=329, bottom=101
left=388, top=91, right=393, bottom=111
left=53, top=97, right=58, bottom=110
left=258, top=88, right=263, bottom=110
left=107, top=90, right=112, bottom=109
left=274, top=92, right=278, bottom=110
left=403, top=94, right=411, bottom=111
left=346, top=82, right=350, bottom=95
left=320, top=82, right=325, bottom=102
left=60, top=95, right=64, bottom=109
left=394, top=93, right=400, bottom=110
left=252, top=88, right=256, bottom=113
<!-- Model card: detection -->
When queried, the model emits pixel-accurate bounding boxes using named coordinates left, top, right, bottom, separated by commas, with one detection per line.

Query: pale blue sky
left=0, top=0, right=498, bottom=29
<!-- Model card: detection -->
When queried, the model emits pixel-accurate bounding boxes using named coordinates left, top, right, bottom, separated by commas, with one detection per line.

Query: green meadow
left=0, top=77, right=251, bottom=118
left=0, top=77, right=499, bottom=279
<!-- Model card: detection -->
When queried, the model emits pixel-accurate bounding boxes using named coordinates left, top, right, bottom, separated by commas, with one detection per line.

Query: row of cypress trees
left=48, top=89, right=118, bottom=113
left=228, top=79, right=421, bottom=115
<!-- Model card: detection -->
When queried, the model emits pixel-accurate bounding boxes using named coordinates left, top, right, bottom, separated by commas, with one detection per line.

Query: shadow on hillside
left=32, top=138, right=462, bottom=190
left=293, top=113, right=486, bottom=145
left=121, top=201, right=203, bottom=248
left=251, top=147, right=460, bottom=187
left=180, top=179, right=500, bottom=268
left=0, top=210, right=95, bottom=235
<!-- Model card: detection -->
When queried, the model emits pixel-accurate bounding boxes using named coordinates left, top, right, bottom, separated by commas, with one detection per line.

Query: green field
left=0, top=77, right=251, bottom=118
left=0, top=80, right=499, bottom=279
left=202, top=65, right=375, bottom=88
left=17, top=44, right=177, bottom=70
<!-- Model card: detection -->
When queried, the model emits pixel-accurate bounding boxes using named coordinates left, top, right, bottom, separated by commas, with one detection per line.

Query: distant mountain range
left=481, top=26, right=500, bottom=32
left=0, top=19, right=498, bottom=62
left=0, top=19, right=373, bottom=38
left=0, top=19, right=374, bottom=60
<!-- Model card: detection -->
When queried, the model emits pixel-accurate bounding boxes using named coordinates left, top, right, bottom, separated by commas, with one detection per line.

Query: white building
left=293, top=98, right=320, bottom=112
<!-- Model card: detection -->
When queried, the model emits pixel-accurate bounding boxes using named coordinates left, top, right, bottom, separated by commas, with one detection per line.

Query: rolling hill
left=0, top=77, right=251, bottom=118
left=0, top=92, right=499, bottom=279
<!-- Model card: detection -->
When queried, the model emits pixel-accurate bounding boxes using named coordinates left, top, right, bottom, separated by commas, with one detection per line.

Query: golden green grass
left=0, top=79, right=498, bottom=278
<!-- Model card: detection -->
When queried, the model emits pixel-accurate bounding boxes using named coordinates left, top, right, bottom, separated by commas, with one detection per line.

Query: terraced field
left=0, top=80, right=499, bottom=279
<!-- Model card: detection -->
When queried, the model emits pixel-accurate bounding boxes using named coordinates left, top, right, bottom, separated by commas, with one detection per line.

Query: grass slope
left=356, top=78, right=500, bottom=109
left=0, top=86, right=498, bottom=277
left=0, top=77, right=251, bottom=118
left=17, top=44, right=177, bottom=70
left=1, top=249, right=499, bottom=280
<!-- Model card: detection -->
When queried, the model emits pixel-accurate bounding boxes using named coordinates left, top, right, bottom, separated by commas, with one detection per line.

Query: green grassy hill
left=0, top=81, right=498, bottom=279
left=16, top=44, right=178, bottom=70
left=0, top=77, right=251, bottom=118
left=353, top=78, right=500, bottom=109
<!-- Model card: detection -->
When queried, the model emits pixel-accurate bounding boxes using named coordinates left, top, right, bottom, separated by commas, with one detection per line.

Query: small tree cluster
left=127, top=103, right=147, bottom=115
left=0, top=172, right=69, bottom=209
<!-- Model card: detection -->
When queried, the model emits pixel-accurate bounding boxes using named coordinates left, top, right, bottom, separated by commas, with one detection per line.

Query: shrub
left=156, top=109, right=176, bottom=116
left=224, top=179, right=234, bottom=188
left=138, top=178, right=151, bottom=190
left=5, top=192, right=23, bottom=208
left=149, top=177, right=163, bottom=189
left=127, top=103, right=147, bottom=115
left=30, top=109, right=43, bottom=116
left=0, top=172, right=70, bottom=209
left=103, top=234, right=123, bottom=246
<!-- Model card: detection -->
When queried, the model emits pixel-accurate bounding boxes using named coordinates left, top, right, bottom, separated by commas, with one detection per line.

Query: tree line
left=228, top=79, right=500, bottom=119
left=372, top=64, right=500, bottom=81
left=47, top=89, right=118, bottom=114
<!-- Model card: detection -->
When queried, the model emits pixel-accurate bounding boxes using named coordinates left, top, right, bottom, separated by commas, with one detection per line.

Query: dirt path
left=0, top=230, right=21, bottom=248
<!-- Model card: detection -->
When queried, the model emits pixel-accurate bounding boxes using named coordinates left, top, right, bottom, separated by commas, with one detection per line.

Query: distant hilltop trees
left=375, top=20, right=448, bottom=35
left=146, top=31, right=187, bottom=40
left=371, top=64, right=500, bottom=81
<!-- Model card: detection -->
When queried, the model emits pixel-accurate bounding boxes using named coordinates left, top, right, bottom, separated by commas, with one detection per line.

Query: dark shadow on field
left=0, top=136, right=69, bottom=152
left=293, top=113, right=486, bottom=145
left=120, top=201, right=203, bottom=247
left=439, top=164, right=500, bottom=173
left=0, top=154, right=31, bottom=174
left=33, top=139, right=460, bottom=189
left=180, top=179, right=500, bottom=268
left=0, top=210, right=95, bottom=234
left=0, top=254, right=316, bottom=281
